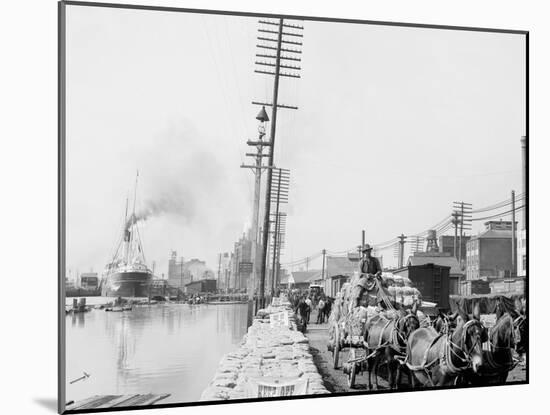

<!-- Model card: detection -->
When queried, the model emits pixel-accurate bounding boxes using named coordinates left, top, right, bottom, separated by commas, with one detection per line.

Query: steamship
left=101, top=178, right=153, bottom=298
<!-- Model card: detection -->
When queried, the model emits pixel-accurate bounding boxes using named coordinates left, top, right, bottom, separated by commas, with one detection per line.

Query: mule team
left=328, top=277, right=526, bottom=390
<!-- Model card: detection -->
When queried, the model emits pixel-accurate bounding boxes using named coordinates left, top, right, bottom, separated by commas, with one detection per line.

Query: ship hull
left=102, top=271, right=152, bottom=298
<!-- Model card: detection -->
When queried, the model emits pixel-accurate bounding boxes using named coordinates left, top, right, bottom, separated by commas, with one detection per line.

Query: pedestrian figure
left=305, top=296, right=312, bottom=323
left=317, top=297, right=326, bottom=324
left=295, top=296, right=309, bottom=333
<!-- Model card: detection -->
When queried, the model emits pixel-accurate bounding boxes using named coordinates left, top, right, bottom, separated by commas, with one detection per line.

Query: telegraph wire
left=471, top=205, right=525, bottom=222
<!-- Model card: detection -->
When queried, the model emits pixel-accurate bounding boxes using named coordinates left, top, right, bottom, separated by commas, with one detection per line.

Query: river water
left=65, top=303, right=248, bottom=405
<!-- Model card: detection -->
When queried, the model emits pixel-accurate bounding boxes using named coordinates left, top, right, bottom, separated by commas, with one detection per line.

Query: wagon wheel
left=348, top=348, right=357, bottom=389
left=333, top=323, right=341, bottom=369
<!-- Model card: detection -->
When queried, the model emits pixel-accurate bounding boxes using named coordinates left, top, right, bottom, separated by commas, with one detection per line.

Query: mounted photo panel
left=58, top=1, right=528, bottom=413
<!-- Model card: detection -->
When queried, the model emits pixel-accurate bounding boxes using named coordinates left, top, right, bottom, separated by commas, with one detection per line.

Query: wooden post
left=397, top=234, right=406, bottom=268
left=271, top=170, right=282, bottom=297
left=259, top=19, right=284, bottom=309
left=321, top=249, right=326, bottom=280
left=512, top=190, right=517, bottom=276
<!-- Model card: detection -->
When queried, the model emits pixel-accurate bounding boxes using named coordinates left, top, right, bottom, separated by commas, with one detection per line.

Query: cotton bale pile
left=384, top=273, right=421, bottom=307
left=200, top=307, right=329, bottom=401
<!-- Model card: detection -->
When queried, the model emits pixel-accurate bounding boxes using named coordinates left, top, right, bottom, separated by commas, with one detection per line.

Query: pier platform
left=65, top=393, right=170, bottom=411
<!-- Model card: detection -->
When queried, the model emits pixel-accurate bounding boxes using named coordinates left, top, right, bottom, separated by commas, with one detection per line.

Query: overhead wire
left=471, top=193, right=525, bottom=213
left=471, top=205, right=525, bottom=222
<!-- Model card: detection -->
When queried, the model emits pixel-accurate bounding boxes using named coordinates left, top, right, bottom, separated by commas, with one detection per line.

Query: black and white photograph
left=58, top=1, right=528, bottom=413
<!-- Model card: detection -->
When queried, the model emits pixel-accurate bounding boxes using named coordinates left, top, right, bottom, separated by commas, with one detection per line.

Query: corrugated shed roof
left=407, top=255, right=462, bottom=275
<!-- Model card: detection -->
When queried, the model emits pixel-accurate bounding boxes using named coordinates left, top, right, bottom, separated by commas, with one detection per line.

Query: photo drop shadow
left=34, top=398, right=57, bottom=413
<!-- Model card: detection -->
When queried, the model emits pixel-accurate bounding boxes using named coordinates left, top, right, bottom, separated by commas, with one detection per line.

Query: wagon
left=328, top=305, right=370, bottom=388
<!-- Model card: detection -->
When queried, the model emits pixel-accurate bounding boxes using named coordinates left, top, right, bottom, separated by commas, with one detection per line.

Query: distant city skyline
left=65, top=7, right=525, bottom=277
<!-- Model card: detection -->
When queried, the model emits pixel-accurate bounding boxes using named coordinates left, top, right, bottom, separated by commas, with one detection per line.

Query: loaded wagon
left=326, top=284, right=370, bottom=388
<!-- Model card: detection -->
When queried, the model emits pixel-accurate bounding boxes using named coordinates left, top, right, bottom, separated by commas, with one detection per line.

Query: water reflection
left=66, top=303, right=248, bottom=404
left=71, top=312, right=86, bottom=328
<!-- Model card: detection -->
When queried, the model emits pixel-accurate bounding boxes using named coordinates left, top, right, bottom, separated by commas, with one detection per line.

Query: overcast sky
left=65, top=5, right=525, bottom=277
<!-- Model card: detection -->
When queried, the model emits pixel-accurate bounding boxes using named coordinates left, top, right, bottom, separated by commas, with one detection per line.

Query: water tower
left=426, top=230, right=439, bottom=252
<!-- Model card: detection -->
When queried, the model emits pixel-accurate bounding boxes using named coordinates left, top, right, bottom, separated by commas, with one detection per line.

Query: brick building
left=438, top=235, right=471, bottom=263
left=231, top=234, right=253, bottom=291
left=465, top=221, right=516, bottom=281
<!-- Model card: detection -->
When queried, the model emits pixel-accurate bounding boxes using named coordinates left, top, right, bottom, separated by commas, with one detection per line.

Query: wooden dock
left=65, top=393, right=170, bottom=411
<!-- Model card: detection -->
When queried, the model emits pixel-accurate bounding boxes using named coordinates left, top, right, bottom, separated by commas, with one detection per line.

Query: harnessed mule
left=514, top=314, right=527, bottom=362
left=466, top=312, right=516, bottom=385
left=364, top=310, right=420, bottom=390
left=406, top=314, right=487, bottom=387
left=433, top=311, right=459, bottom=335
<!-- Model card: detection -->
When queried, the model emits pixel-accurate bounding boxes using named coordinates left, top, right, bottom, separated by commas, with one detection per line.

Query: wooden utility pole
left=397, top=234, right=407, bottom=268
left=452, top=211, right=460, bottom=260
left=260, top=19, right=283, bottom=307
left=521, top=136, right=526, bottom=231
left=275, top=219, right=284, bottom=290
left=256, top=18, right=303, bottom=307
left=241, top=108, right=270, bottom=300
left=453, top=201, right=472, bottom=265
left=271, top=171, right=282, bottom=297
left=321, top=249, right=327, bottom=290
left=270, top=211, right=287, bottom=294
left=321, top=249, right=326, bottom=278
left=512, top=190, right=517, bottom=276
left=269, top=169, right=289, bottom=297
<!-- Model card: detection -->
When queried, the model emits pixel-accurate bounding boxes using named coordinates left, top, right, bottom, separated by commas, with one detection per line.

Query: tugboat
left=101, top=174, right=152, bottom=298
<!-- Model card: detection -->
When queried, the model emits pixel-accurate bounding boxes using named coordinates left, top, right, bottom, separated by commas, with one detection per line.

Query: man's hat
left=362, top=244, right=373, bottom=252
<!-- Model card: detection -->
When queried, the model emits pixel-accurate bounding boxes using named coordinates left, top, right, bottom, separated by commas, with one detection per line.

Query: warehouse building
left=185, top=279, right=217, bottom=295
left=465, top=220, right=516, bottom=281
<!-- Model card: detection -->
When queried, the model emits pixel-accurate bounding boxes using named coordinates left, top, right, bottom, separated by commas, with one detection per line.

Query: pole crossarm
left=255, top=61, right=301, bottom=71
left=254, top=69, right=301, bottom=78
left=256, top=44, right=302, bottom=54
left=258, top=20, right=304, bottom=30
left=256, top=54, right=301, bottom=62
left=252, top=101, right=298, bottom=110
left=257, top=36, right=303, bottom=46
left=240, top=164, right=275, bottom=170
left=258, top=29, right=304, bottom=38
left=246, top=140, right=272, bottom=146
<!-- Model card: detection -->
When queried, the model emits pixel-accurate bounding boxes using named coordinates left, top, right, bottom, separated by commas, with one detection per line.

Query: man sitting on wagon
left=352, top=244, right=392, bottom=309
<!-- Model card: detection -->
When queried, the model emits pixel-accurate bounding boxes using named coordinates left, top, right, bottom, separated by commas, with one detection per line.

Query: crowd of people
left=286, top=288, right=334, bottom=332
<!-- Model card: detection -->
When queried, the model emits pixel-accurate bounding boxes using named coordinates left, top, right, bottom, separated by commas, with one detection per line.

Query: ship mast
left=129, top=171, right=139, bottom=263
left=122, top=195, right=130, bottom=264
left=132, top=170, right=139, bottom=219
